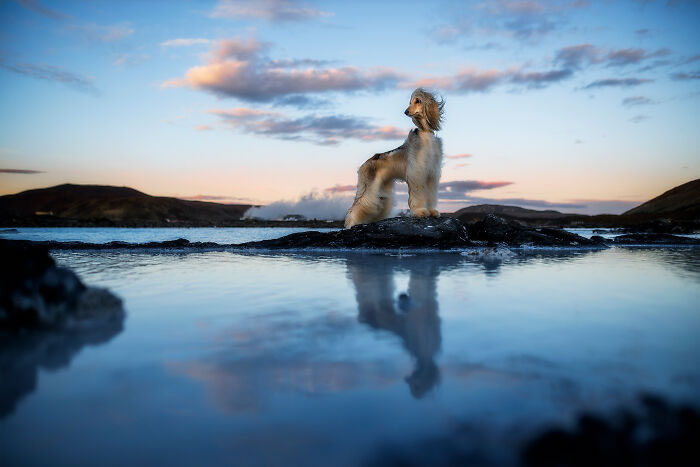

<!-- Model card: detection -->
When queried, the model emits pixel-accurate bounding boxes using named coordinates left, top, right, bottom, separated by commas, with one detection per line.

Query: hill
left=0, top=184, right=253, bottom=227
left=623, top=179, right=700, bottom=219
left=450, top=204, right=578, bottom=222
left=449, top=179, right=699, bottom=230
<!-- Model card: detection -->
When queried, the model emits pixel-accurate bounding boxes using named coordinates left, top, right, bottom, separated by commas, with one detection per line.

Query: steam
left=244, top=191, right=354, bottom=220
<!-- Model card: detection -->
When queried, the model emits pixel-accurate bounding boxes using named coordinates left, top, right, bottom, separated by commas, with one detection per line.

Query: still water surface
left=3, top=226, right=698, bottom=244
left=1, top=244, right=699, bottom=465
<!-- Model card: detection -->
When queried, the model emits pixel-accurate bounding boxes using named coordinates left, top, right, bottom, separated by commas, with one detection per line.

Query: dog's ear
left=424, top=93, right=445, bottom=132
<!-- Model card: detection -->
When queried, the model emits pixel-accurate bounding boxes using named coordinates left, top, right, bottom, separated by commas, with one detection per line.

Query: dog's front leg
left=407, top=179, right=432, bottom=218
left=426, top=175, right=440, bottom=217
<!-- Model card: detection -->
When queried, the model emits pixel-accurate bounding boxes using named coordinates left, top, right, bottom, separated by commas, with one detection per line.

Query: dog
left=344, top=88, right=445, bottom=228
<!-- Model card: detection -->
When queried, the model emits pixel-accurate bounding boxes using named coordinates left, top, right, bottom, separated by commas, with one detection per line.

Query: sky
left=0, top=0, right=699, bottom=217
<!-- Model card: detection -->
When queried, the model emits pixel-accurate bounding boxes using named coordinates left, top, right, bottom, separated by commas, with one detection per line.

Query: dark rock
left=0, top=240, right=124, bottom=329
left=238, top=216, right=471, bottom=249
left=0, top=240, right=125, bottom=418
left=612, top=233, right=700, bottom=245
left=3, top=238, right=224, bottom=251
left=523, top=395, right=700, bottom=467
left=621, top=219, right=699, bottom=235
left=466, top=214, right=604, bottom=247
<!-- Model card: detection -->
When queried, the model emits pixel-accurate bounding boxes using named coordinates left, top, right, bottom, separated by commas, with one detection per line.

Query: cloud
left=583, top=78, right=652, bottom=89
left=14, top=0, right=66, bottom=20
left=245, top=190, right=351, bottom=220
left=555, top=43, right=600, bottom=69
left=0, top=168, right=44, bottom=174
left=0, top=61, right=98, bottom=94
left=629, top=114, right=650, bottom=123
left=68, top=22, right=134, bottom=42
left=194, top=124, right=213, bottom=131
left=210, top=107, right=405, bottom=145
left=408, top=65, right=572, bottom=94
left=178, top=194, right=254, bottom=203
left=453, top=196, right=587, bottom=210
left=394, top=179, right=514, bottom=201
left=621, top=96, right=654, bottom=107
left=555, top=44, right=672, bottom=69
left=671, top=70, right=700, bottom=80
left=325, top=185, right=357, bottom=193
left=445, top=153, right=473, bottom=160
left=210, top=0, right=331, bottom=22
left=163, top=37, right=401, bottom=105
left=430, top=0, right=588, bottom=44
left=273, top=95, right=331, bottom=109
left=161, top=38, right=211, bottom=47
left=113, top=50, right=149, bottom=67
left=605, top=47, right=671, bottom=67
left=440, top=180, right=513, bottom=192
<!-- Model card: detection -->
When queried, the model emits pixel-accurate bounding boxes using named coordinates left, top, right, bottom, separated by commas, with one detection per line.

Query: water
left=2, top=226, right=697, bottom=244
left=0, top=227, right=339, bottom=244
left=1, top=240, right=699, bottom=465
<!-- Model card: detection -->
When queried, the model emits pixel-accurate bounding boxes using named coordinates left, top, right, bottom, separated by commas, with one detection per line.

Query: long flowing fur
left=345, top=88, right=445, bottom=228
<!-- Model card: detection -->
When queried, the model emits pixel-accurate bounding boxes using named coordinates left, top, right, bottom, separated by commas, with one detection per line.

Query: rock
left=238, top=216, right=472, bottom=249
left=612, top=233, right=700, bottom=245
left=621, top=219, right=699, bottom=235
left=0, top=240, right=124, bottom=329
left=0, top=240, right=126, bottom=418
left=466, top=214, right=605, bottom=247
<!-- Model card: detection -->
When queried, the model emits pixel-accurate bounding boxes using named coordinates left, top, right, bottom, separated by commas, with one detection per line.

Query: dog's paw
left=411, top=208, right=431, bottom=218
left=429, top=209, right=440, bottom=217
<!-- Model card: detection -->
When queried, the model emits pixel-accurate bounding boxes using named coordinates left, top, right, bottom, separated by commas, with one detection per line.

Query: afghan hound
left=344, top=88, right=445, bottom=228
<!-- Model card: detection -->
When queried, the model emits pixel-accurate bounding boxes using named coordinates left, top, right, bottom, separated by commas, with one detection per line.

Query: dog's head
left=404, top=88, right=445, bottom=132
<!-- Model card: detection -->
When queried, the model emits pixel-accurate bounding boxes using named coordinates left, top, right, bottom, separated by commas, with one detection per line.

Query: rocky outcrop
left=465, top=214, right=605, bottom=247
left=611, top=233, right=700, bottom=245
left=2, top=216, right=697, bottom=253
left=0, top=241, right=124, bottom=329
left=239, top=216, right=471, bottom=249
left=0, top=240, right=126, bottom=418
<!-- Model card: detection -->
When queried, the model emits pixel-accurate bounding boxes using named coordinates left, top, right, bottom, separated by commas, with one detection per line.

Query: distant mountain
left=449, top=179, right=700, bottom=229
left=450, top=204, right=577, bottom=221
left=622, top=179, right=700, bottom=219
left=0, top=184, right=253, bottom=227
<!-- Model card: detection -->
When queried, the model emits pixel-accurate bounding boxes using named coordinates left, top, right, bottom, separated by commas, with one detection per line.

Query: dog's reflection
left=347, top=255, right=450, bottom=398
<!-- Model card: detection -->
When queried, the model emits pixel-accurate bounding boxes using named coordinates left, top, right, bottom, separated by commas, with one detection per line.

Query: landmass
left=2, top=215, right=697, bottom=252
left=1, top=179, right=698, bottom=231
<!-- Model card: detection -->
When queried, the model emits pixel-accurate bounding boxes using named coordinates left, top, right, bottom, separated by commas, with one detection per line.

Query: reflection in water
left=366, top=394, right=700, bottom=466
left=0, top=318, right=124, bottom=419
left=347, top=255, right=460, bottom=398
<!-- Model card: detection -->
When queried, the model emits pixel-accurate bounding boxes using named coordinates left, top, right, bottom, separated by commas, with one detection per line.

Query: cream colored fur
left=345, top=88, right=445, bottom=228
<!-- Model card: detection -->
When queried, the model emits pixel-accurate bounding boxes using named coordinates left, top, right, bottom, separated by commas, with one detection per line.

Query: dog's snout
left=404, top=108, right=410, bottom=116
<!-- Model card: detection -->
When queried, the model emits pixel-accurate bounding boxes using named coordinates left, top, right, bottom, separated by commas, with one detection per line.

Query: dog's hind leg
left=345, top=158, right=396, bottom=228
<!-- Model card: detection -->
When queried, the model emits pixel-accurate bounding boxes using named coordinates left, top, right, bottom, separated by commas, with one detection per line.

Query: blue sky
left=0, top=0, right=698, bottom=215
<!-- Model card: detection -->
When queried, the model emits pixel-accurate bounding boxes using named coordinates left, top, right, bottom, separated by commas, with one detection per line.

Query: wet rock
left=621, top=219, right=699, bottom=235
left=466, top=215, right=605, bottom=247
left=0, top=240, right=124, bottom=329
left=0, top=239, right=126, bottom=418
left=238, top=216, right=472, bottom=249
left=7, top=238, right=224, bottom=251
left=612, top=233, right=700, bottom=245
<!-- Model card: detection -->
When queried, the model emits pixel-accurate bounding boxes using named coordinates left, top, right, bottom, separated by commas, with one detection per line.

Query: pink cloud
left=445, top=153, right=472, bottom=160
left=325, top=184, right=357, bottom=193
left=162, top=37, right=402, bottom=104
